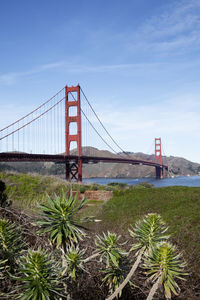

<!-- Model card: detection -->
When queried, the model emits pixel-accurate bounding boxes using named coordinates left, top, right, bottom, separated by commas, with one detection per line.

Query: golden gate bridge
left=0, top=85, right=168, bottom=182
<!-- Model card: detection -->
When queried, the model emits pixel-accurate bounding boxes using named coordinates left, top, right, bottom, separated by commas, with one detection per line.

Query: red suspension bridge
left=0, top=85, right=168, bottom=182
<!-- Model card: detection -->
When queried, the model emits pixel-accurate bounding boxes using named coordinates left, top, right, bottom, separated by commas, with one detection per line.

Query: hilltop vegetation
left=0, top=172, right=113, bottom=211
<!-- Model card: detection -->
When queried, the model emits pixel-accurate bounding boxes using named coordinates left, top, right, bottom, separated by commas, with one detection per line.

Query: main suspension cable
left=68, top=91, right=118, bottom=154
left=0, top=87, right=65, bottom=133
left=80, top=86, right=130, bottom=156
left=81, top=109, right=119, bottom=155
left=0, top=96, right=65, bottom=141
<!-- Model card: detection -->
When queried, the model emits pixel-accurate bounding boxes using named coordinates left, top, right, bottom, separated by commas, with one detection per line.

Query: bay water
left=83, top=176, right=200, bottom=187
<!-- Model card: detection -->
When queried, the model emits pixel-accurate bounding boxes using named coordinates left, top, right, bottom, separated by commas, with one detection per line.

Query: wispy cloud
left=0, top=62, right=63, bottom=85
left=91, top=92, right=200, bottom=158
left=2, top=54, right=200, bottom=87
left=127, top=0, right=200, bottom=55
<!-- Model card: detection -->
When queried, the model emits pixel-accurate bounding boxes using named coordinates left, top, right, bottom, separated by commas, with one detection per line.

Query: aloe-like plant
left=0, top=219, right=24, bottom=273
left=37, top=191, right=86, bottom=252
left=144, top=242, right=187, bottom=300
left=94, top=232, right=127, bottom=298
left=95, top=232, right=127, bottom=268
left=62, top=246, right=85, bottom=280
left=129, top=213, right=169, bottom=255
left=102, top=264, right=125, bottom=297
left=0, top=258, right=8, bottom=279
left=107, top=213, right=169, bottom=300
left=17, top=247, right=63, bottom=300
left=0, top=259, right=9, bottom=299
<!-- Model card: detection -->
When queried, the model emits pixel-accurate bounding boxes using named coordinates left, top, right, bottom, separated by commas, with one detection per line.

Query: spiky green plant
left=0, top=258, right=8, bottom=279
left=107, top=213, right=169, bottom=300
left=102, top=264, right=125, bottom=297
left=144, top=242, right=187, bottom=300
left=0, top=219, right=24, bottom=273
left=62, top=246, right=85, bottom=280
left=17, top=247, right=63, bottom=300
left=37, top=191, right=86, bottom=252
left=95, top=232, right=127, bottom=268
left=129, top=213, right=169, bottom=255
left=95, top=232, right=127, bottom=298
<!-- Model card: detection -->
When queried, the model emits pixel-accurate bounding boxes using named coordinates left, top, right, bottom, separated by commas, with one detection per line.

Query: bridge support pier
left=65, top=159, right=82, bottom=182
left=155, top=166, right=163, bottom=179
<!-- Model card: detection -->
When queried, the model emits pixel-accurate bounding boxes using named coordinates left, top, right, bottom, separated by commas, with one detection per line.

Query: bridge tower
left=65, top=85, right=82, bottom=182
left=155, top=137, right=163, bottom=179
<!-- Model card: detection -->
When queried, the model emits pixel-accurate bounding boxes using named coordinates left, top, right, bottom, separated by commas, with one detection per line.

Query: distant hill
left=1, top=147, right=200, bottom=178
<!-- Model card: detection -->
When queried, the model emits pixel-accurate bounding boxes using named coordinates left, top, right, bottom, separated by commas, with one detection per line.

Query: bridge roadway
left=0, top=152, right=168, bottom=171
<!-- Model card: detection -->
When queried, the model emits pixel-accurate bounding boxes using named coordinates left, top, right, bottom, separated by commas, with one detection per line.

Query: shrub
left=90, top=184, right=99, bottom=191
left=37, top=191, right=86, bottom=252
left=62, top=246, right=85, bottom=280
left=0, top=219, right=24, bottom=273
left=107, top=213, right=169, bottom=300
left=144, top=242, right=187, bottom=300
left=108, top=182, right=128, bottom=189
left=17, top=248, right=63, bottom=299
left=79, top=186, right=87, bottom=194
left=137, top=182, right=154, bottom=188
left=107, top=182, right=119, bottom=187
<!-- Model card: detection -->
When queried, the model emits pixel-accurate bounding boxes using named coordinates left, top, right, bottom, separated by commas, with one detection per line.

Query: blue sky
left=1, top=0, right=200, bottom=162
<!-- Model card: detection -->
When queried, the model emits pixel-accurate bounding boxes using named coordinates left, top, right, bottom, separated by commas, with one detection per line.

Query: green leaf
left=36, top=190, right=86, bottom=251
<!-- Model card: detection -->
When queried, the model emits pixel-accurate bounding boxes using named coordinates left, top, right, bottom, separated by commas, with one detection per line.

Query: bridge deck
left=0, top=152, right=168, bottom=170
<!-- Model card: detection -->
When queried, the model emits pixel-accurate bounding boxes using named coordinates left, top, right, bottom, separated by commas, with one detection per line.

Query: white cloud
left=89, top=93, right=200, bottom=161
left=127, top=0, right=200, bottom=55
left=0, top=62, right=63, bottom=85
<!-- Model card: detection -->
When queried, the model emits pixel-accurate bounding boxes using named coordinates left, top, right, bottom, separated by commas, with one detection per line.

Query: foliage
left=0, top=172, right=70, bottom=210
left=107, top=182, right=128, bottom=190
left=96, top=186, right=200, bottom=280
left=62, top=246, right=85, bottom=280
left=79, top=186, right=87, bottom=194
left=0, top=259, right=8, bottom=279
left=102, top=264, right=125, bottom=297
left=129, top=213, right=169, bottom=254
left=0, top=173, right=194, bottom=298
left=136, top=182, right=154, bottom=188
left=95, top=232, right=127, bottom=268
left=106, top=214, right=169, bottom=300
left=105, top=186, right=113, bottom=191
left=107, top=182, right=120, bottom=187
left=0, top=219, right=24, bottom=273
left=37, top=191, right=86, bottom=252
left=89, top=184, right=99, bottom=191
left=17, top=247, right=63, bottom=300
left=95, top=232, right=127, bottom=297
left=144, top=242, right=187, bottom=299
